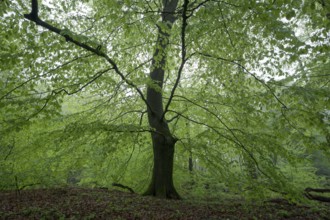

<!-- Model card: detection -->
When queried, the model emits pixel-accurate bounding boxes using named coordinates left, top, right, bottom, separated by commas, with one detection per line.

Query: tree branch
left=108, top=110, right=147, bottom=124
left=25, top=67, right=112, bottom=120
left=186, top=0, right=212, bottom=18
left=53, top=68, right=113, bottom=96
left=219, top=4, right=235, bottom=48
left=167, top=109, right=236, bottom=144
left=0, top=54, right=93, bottom=102
left=197, top=52, right=288, bottom=109
left=23, top=0, right=151, bottom=111
left=4, top=143, right=14, bottom=161
left=162, top=0, right=189, bottom=120
left=168, top=97, right=272, bottom=180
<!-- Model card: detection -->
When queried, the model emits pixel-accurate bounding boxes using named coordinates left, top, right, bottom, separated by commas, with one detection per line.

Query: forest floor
left=1, top=187, right=329, bottom=219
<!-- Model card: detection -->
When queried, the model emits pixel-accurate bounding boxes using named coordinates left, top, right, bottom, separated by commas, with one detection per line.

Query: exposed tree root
left=112, top=183, right=135, bottom=193
left=305, top=187, right=330, bottom=203
left=143, top=187, right=181, bottom=200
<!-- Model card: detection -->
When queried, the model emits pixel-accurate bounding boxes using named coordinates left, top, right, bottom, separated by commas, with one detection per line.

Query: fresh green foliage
left=0, top=0, right=329, bottom=202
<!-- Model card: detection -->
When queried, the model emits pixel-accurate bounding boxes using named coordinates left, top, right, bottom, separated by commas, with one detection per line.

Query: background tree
left=0, top=0, right=329, bottom=200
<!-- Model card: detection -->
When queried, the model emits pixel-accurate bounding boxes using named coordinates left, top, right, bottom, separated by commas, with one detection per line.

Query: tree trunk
left=143, top=131, right=181, bottom=199
left=189, top=155, right=193, bottom=172
left=143, top=0, right=181, bottom=199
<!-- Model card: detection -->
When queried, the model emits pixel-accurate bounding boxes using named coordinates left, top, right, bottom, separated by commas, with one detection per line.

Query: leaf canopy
left=0, top=0, right=329, bottom=201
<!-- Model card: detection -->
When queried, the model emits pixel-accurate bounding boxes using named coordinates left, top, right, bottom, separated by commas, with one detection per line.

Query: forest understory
left=1, top=187, right=330, bottom=220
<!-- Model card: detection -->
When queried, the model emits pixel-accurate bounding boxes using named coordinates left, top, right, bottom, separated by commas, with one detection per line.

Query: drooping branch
left=53, top=68, right=113, bottom=96
left=167, top=97, right=272, bottom=180
left=280, top=108, right=305, bottom=136
left=197, top=52, right=288, bottom=109
left=167, top=109, right=237, bottom=146
left=26, top=68, right=112, bottom=120
left=4, top=142, right=14, bottom=161
left=27, top=93, right=52, bottom=120
left=23, top=0, right=151, bottom=111
left=108, top=110, right=147, bottom=124
left=0, top=54, right=93, bottom=101
left=219, top=4, right=235, bottom=48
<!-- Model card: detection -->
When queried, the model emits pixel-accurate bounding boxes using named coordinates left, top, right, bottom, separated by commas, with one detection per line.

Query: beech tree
left=1, top=0, right=329, bottom=199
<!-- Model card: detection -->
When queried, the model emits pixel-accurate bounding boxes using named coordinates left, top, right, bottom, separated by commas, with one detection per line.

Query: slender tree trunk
left=186, top=120, right=193, bottom=173
left=189, top=153, right=193, bottom=172
left=143, top=0, right=181, bottom=199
